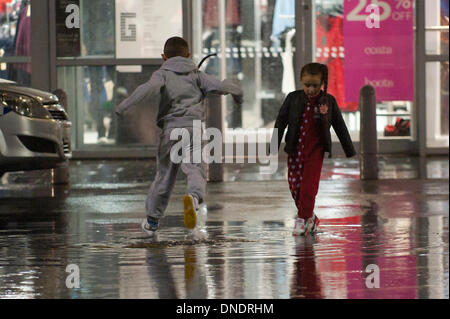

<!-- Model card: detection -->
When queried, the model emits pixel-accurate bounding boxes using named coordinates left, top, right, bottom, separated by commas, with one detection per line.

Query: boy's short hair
left=164, top=37, right=190, bottom=58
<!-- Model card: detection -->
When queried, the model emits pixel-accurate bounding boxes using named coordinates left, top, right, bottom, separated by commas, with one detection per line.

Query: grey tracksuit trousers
left=146, top=126, right=205, bottom=220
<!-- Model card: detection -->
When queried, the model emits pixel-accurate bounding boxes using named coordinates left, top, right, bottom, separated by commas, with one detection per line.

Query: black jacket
left=272, top=90, right=356, bottom=158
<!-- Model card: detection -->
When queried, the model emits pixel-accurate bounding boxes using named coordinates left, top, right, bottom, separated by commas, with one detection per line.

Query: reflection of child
left=272, top=63, right=356, bottom=236
left=115, top=37, right=243, bottom=237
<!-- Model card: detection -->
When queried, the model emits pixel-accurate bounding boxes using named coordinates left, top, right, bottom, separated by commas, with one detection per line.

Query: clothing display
left=261, top=0, right=285, bottom=126
left=280, top=28, right=296, bottom=95
left=203, top=28, right=242, bottom=77
left=271, top=1, right=356, bottom=112
left=316, top=13, right=358, bottom=112
left=202, top=28, right=243, bottom=128
left=13, top=3, right=29, bottom=58
left=271, top=0, right=295, bottom=45
left=202, top=1, right=243, bottom=128
left=0, top=0, right=24, bottom=57
left=0, top=0, right=10, bottom=14
left=384, top=117, right=411, bottom=137
left=203, top=0, right=241, bottom=28
left=271, top=1, right=296, bottom=99
left=0, top=0, right=20, bottom=18
left=7, top=1, right=30, bottom=86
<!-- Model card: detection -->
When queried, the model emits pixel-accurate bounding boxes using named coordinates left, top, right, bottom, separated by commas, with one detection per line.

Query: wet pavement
left=0, top=156, right=448, bottom=299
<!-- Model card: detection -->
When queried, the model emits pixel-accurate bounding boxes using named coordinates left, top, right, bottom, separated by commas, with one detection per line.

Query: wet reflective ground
left=0, top=156, right=448, bottom=299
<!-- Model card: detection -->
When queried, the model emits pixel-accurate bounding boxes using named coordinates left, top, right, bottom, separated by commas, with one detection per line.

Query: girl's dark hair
left=300, top=63, right=329, bottom=95
left=164, top=37, right=190, bottom=58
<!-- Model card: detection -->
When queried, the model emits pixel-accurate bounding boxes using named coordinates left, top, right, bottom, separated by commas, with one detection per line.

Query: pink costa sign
left=344, top=0, right=414, bottom=102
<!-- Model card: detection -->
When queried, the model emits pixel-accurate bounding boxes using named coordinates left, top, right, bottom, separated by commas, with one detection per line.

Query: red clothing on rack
left=203, top=0, right=241, bottom=28
left=316, top=14, right=358, bottom=112
left=0, top=0, right=10, bottom=13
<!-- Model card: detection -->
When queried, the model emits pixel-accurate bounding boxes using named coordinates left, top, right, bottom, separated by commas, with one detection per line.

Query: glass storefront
left=77, top=0, right=115, bottom=58
left=314, top=0, right=415, bottom=142
left=192, top=0, right=416, bottom=143
left=54, top=0, right=183, bottom=150
left=57, top=65, right=161, bottom=148
left=0, top=62, right=30, bottom=84
left=426, top=0, right=449, bottom=148
left=56, top=0, right=115, bottom=59
left=193, top=0, right=295, bottom=135
left=426, top=61, right=449, bottom=148
left=0, top=0, right=31, bottom=86
left=0, top=0, right=448, bottom=155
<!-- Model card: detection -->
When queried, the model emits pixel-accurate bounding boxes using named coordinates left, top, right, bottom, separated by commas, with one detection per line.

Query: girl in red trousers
left=272, top=63, right=356, bottom=236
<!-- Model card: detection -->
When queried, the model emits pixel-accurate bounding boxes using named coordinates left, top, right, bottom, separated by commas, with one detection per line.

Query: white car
left=0, top=79, right=72, bottom=178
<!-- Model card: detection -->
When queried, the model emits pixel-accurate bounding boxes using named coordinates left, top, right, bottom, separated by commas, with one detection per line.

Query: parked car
left=0, top=79, right=72, bottom=178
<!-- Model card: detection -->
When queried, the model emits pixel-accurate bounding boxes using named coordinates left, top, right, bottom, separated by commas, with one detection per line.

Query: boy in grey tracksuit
left=115, top=37, right=243, bottom=236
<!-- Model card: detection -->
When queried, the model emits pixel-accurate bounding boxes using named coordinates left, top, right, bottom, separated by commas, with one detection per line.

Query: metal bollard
left=51, top=89, right=70, bottom=185
left=360, top=85, right=378, bottom=180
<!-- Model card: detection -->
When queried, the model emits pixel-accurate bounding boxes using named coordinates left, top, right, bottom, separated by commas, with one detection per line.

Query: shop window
left=56, top=0, right=115, bottom=58
left=57, top=65, right=160, bottom=147
left=56, top=1, right=184, bottom=151
left=426, top=0, right=449, bottom=56
left=425, top=0, right=449, bottom=148
left=426, top=61, right=449, bottom=147
left=194, top=0, right=415, bottom=144
left=319, top=0, right=414, bottom=142
left=0, top=0, right=30, bottom=85
left=0, top=62, right=30, bottom=86
left=193, top=0, right=296, bottom=131
left=0, top=0, right=29, bottom=57
left=56, top=0, right=183, bottom=59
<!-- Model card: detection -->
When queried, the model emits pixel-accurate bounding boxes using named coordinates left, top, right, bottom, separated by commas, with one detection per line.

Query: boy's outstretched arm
left=198, top=72, right=243, bottom=103
left=115, top=71, right=165, bottom=116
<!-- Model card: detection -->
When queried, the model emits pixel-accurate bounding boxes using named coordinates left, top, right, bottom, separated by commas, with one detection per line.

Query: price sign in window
left=344, top=0, right=414, bottom=102
left=115, top=0, right=183, bottom=59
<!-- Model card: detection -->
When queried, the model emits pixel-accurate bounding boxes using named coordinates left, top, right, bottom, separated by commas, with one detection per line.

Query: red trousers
left=288, top=97, right=325, bottom=219
left=288, top=152, right=324, bottom=219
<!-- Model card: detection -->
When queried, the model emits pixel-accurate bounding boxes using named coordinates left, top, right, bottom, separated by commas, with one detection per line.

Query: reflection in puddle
left=0, top=159, right=447, bottom=299
left=125, top=236, right=256, bottom=249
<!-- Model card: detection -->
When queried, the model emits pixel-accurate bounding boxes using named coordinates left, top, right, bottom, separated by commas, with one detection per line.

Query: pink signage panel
left=344, top=0, right=414, bottom=102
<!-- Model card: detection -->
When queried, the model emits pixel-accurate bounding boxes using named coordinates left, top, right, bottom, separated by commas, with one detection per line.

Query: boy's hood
left=161, top=56, right=198, bottom=73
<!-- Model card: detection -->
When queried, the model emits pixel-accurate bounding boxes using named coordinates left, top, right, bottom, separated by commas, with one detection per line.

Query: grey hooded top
left=115, top=56, right=243, bottom=129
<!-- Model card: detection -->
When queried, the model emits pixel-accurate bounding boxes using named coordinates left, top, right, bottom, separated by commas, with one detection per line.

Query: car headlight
left=1, top=93, right=52, bottom=119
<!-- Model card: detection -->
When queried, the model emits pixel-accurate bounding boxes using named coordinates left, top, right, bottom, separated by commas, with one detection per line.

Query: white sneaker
left=305, top=214, right=320, bottom=236
left=196, top=202, right=208, bottom=229
left=292, top=218, right=306, bottom=236
left=183, top=195, right=199, bottom=229
left=141, top=219, right=159, bottom=237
